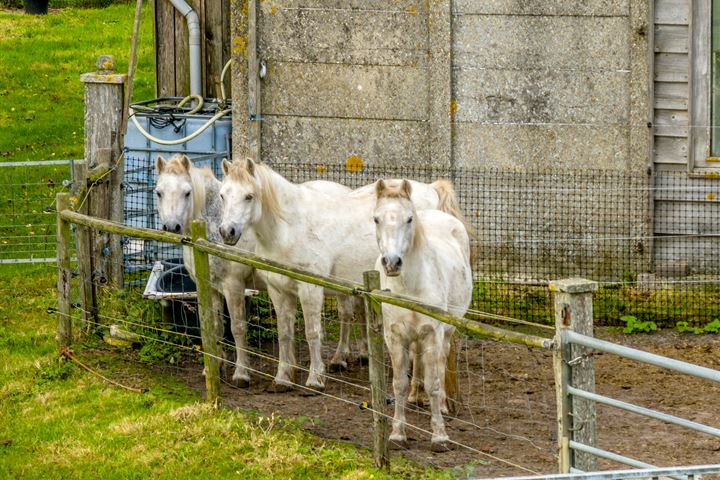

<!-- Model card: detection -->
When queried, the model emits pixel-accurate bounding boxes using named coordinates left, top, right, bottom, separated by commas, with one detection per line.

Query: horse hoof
left=267, top=381, right=293, bottom=393
left=430, top=440, right=454, bottom=453
left=328, top=362, right=347, bottom=373
left=231, top=377, right=250, bottom=389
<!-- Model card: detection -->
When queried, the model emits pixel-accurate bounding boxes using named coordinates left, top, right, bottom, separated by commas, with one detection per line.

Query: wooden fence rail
left=55, top=196, right=561, bottom=471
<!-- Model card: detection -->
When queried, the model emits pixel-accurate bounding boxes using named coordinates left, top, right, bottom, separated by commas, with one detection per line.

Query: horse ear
left=401, top=179, right=412, bottom=198
left=222, top=158, right=232, bottom=176
left=156, top=155, right=167, bottom=174
left=245, top=157, right=256, bottom=176
left=180, top=155, right=191, bottom=171
left=375, top=179, right=386, bottom=198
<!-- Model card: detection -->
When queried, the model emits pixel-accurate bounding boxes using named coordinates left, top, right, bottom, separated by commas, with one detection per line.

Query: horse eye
left=245, top=193, right=254, bottom=201
left=219, top=194, right=225, bottom=201
left=407, top=216, right=413, bottom=224
left=184, top=191, right=191, bottom=198
left=155, top=189, right=162, bottom=198
left=373, top=217, right=379, bottom=224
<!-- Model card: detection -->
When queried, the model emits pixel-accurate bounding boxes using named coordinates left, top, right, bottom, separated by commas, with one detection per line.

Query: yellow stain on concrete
left=407, top=4, right=418, bottom=15
left=345, top=155, right=364, bottom=173
left=449, top=100, right=458, bottom=115
left=270, top=4, right=277, bottom=15
left=315, top=164, right=327, bottom=174
left=232, top=36, right=248, bottom=56
left=707, top=193, right=717, bottom=200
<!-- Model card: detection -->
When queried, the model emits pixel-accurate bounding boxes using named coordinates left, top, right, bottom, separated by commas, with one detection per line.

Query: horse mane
left=226, top=159, right=286, bottom=222
left=430, top=179, right=476, bottom=265
left=163, top=154, right=214, bottom=220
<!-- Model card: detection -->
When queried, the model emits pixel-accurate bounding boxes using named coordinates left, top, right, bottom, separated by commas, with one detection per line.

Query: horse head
left=219, top=157, right=264, bottom=245
left=155, top=154, right=194, bottom=234
left=373, top=179, right=418, bottom=277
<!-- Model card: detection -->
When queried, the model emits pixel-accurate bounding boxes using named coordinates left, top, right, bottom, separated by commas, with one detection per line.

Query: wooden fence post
left=191, top=220, right=221, bottom=404
left=56, top=193, right=73, bottom=350
left=71, top=160, right=97, bottom=329
left=551, top=278, right=598, bottom=473
left=80, top=55, right=127, bottom=289
left=363, top=270, right=389, bottom=469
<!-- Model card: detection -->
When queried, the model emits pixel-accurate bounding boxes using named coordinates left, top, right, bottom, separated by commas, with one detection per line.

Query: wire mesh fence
left=121, top=156, right=720, bottom=328
left=0, top=160, right=73, bottom=264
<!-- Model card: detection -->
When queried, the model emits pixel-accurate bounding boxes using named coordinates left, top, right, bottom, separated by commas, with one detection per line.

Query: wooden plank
left=248, top=0, right=261, bottom=162
left=261, top=62, right=427, bottom=120
left=654, top=136, right=688, bottom=164
left=454, top=0, right=628, bottom=16
left=654, top=201, right=720, bottom=234
left=261, top=117, right=428, bottom=166
left=653, top=81, right=689, bottom=109
left=71, top=160, right=96, bottom=329
left=654, top=53, right=689, bottom=82
left=258, top=7, right=426, bottom=66
left=689, top=0, right=711, bottom=171
left=174, top=6, right=189, bottom=95
left=454, top=123, right=629, bottom=170
left=653, top=171, right=720, bottom=201
left=221, top=0, right=231, bottom=99
left=263, top=1, right=421, bottom=10
left=154, top=0, right=176, bottom=97
left=654, top=109, right=689, bottom=137
left=363, top=270, right=389, bottom=469
left=654, top=237, right=720, bottom=274
left=654, top=24, right=689, bottom=53
left=454, top=69, right=628, bottom=124
left=205, top=0, right=224, bottom=98
left=453, top=15, right=629, bottom=70
left=654, top=0, right=690, bottom=25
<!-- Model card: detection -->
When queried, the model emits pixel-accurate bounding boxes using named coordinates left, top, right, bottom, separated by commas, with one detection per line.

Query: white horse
left=154, top=154, right=357, bottom=387
left=218, top=157, right=469, bottom=392
left=373, top=179, right=472, bottom=452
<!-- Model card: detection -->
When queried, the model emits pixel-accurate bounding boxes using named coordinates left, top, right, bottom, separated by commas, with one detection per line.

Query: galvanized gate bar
left=471, top=464, right=720, bottom=480
left=568, top=441, right=656, bottom=470
left=567, top=386, right=720, bottom=438
left=564, top=330, right=720, bottom=383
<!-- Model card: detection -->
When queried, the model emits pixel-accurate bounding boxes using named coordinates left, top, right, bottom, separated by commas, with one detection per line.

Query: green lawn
left=0, top=3, right=155, bottom=162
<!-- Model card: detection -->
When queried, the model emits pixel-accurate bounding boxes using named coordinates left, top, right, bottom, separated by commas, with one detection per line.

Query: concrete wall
left=228, top=0, right=657, bottom=280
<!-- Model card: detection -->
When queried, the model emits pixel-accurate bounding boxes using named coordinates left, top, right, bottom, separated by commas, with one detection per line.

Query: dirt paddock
left=171, top=328, right=720, bottom=477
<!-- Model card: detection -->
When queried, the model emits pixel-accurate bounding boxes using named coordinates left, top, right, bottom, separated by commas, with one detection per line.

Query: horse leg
left=443, top=329, right=459, bottom=415
left=329, top=295, right=352, bottom=372
left=354, top=296, right=369, bottom=365
left=298, top=284, right=326, bottom=390
left=224, top=280, right=250, bottom=388
left=420, top=333, right=451, bottom=452
left=408, top=341, right=426, bottom=407
left=267, top=284, right=297, bottom=393
left=387, top=331, right=411, bottom=447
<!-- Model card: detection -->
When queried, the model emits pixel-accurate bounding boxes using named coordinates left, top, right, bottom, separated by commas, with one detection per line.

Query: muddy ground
left=165, top=328, right=720, bottom=477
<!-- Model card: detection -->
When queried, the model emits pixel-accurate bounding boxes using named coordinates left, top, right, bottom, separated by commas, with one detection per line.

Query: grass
left=0, top=3, right=154, bottom=162
left=0, top=264, right=452, bottom=479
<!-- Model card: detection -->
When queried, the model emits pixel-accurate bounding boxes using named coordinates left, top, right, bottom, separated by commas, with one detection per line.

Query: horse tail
left=431, top=179, right=477, bottom=266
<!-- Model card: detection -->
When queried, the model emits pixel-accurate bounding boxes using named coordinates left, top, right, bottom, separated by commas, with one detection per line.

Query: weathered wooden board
left=654, top=53, right=689, bottom=82
left=653, top=172, right=720, bottom=201
left=654, top=136, right=689, bottom=164
left=260, top=117, right=429, bottom=166
left=654, top=24, right=689, bottom=53
left=453, top=15, right=629, bottom=70
left=262, top=0, right=422, bottom=11
left=261, top=62, right=427, bottom=120
left=653, top=81, right=689, bottom=110
left=453, top=124, right=629, bottom=170
left=654, top=237, right=720, bottom=274
left=453, top=0, right=628, bottom=16
left=654, top=0, right=690, bottom=25
left=654, top=109, right=689, bottom=137
left=154, top=0, right=176, bottom=97
left=654, top=201, right=720, bottom=234
left=258, top=7, right=427, bottom=66
left=453, top=69, right=629, bottom=124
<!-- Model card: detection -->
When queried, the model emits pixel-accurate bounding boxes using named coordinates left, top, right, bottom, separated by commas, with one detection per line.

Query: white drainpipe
left=167, top=0, right=202, bottom=98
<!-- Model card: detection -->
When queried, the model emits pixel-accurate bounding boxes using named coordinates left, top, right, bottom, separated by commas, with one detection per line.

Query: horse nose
left=381, top=255, right=402, bottom=275
left=162, top=224, right=168, bottom=232
left=173, top=223, right=181, bottom=233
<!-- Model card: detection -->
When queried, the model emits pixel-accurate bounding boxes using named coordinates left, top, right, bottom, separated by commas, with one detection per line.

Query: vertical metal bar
left=56, top=193, right=73, bottom=350
left=363, top=270, right=389, bottom=469
left=191, top=219, right=221, bottom=403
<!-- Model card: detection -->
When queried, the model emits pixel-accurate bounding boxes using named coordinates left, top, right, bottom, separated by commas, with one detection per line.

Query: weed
left=621, top=315, right=657, bottom=334
left=676, top=319, right=720, bottom=335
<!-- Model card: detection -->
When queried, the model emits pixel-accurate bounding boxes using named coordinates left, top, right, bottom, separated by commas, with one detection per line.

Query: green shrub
left=621, top=315, right=657, bottom=334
